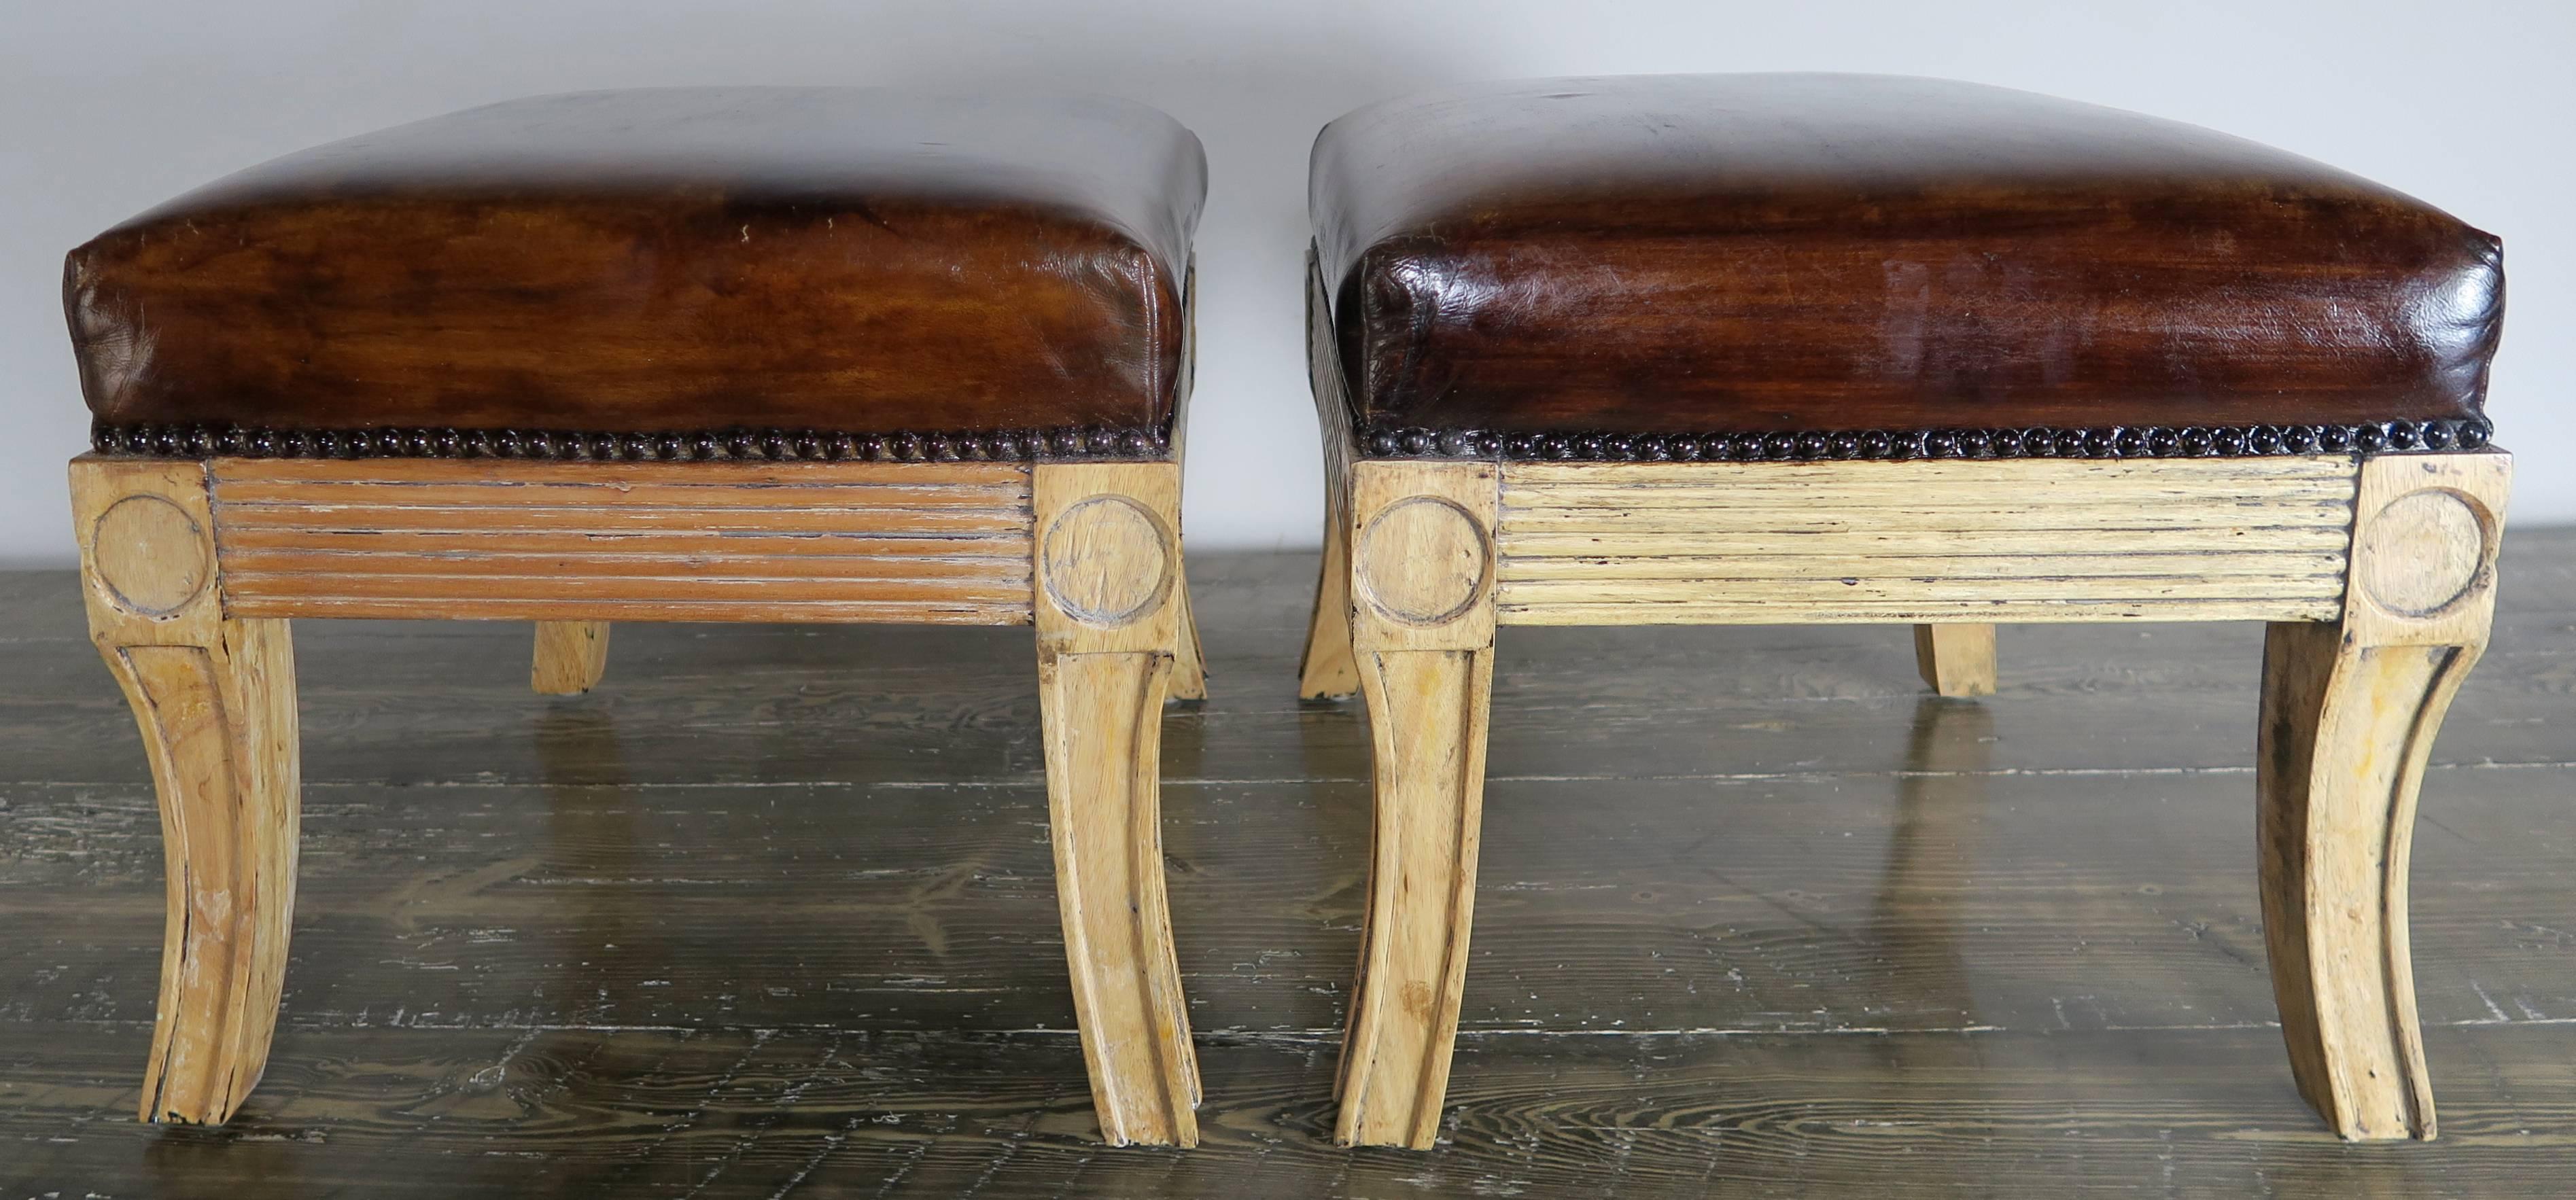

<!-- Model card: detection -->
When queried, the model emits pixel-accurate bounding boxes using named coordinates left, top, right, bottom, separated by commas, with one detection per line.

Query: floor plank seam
left=10, top=541, right=2576, bottom=1188
left=16, top=758, right=2575, bottom=793
left=20, top=1016, right=2576, bottom=1038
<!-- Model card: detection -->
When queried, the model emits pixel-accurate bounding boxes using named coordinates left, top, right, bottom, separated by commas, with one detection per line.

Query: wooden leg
left=1032, top=463, right=1200, bottom=1146
left=1338, top=647, right=1493, bottom=1148
left=2258, top=624, right=2472, bottom=1140
left=115, top=627, right=300, bottom=1126
left=1299, top=497, right=1361, bottom=699
left=2257, top=451, right=2509, bottom=1142
left=1300, top=246, right=1362, bottom=702
left=1331, top=460, right=1499, bottom=1148
left=1913, top=623, right=1996, bottom=698
left=71, top=457, right=301, bottom=1125
left=1168, top=573, right=1208, bottom=702
left=1037, top=650, right=1198, bottom=1145
left=531, top=620, right=610, bottom=694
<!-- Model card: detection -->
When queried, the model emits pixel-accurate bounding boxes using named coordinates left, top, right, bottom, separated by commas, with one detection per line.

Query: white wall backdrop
left=3, top=1, right=2569, bottom=564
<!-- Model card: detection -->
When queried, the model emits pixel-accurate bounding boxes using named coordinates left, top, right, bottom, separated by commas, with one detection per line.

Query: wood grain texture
left=10, top=542, right=2576, bottom=1193
left=1031, top=461, right=1199, bottom=1146
left=1163, top=262, right=1208, bottom=705
left=1493, top=457, right=2358, bottom=624
left=69, top=455, right=301, bottom=1125
left=1347, top=461, right=1499, bottom=656
left=1298, top=499, right=1361, bottom=699
left=12, top=1023, right=2576, bottom=1198
left=2342, top=452, right=2513, bottom=648
left=1168, top=576, right=1208, bottom=701
left=529, top=622, right=610, bottom=695
left=1915, top=623, right=1998, bottom=697
left=209, top=458, right=1037, bottom=624
left=2258, top=450, right=2511, bottom=1142
left=1336, top=458, right=1499, bottom=1148
left=1298, top=253, right=1363, bottom=699
left=1338, top=647, right=1493, bottom=1150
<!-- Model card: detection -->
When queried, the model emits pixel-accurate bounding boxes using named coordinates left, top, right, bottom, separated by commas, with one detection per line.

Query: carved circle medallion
left=92, top=495, right=210, bottom=617
left=2359, top=489, right=2486, bottom=617
left=1041, top=495, right=1172, bottom=627
left=1357, top=497, right=1491, bottom=626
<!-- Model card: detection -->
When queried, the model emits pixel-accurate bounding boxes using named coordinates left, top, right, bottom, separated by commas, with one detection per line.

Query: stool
left=1299, top=74, right=2509, bottom=1148
left=65, top=88, right=1209, bottom=1146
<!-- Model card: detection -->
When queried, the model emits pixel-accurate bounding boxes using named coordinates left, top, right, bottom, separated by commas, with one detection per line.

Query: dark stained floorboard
left=4, top=532, right=2576, bottom=1196
left=12, top=1023, right=2576, bottom=1197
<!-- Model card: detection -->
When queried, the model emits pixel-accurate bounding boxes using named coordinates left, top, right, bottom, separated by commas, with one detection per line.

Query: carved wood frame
left=69, top=446, right=1210, bottom=1146
left=1302, top=254, right=2513, bottom=1148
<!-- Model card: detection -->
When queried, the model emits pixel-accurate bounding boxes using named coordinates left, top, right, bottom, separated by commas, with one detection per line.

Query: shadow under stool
left=1295, top=73, right=2510, bottom=1148
left=65, top=87, right=1211, bottom=1146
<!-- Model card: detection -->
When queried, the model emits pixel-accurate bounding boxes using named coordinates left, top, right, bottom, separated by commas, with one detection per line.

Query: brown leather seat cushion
left=69, top=88, right=1204, bottom=453
left=1311, top=74, right=2503, bottom=455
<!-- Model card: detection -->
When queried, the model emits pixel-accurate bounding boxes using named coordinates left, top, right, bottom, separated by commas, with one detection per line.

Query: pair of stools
left=64, top=76, right=2509, bottom=1148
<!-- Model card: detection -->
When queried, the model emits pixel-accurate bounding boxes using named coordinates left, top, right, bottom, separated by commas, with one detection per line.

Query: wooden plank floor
left=5, top=532, right=2576, bottom=1197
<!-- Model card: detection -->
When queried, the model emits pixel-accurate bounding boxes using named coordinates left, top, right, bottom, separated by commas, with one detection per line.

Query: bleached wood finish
left=2259, top=449, right=2510, bottom=1141
left=1297, top=251, right=1366, bottom=700
left=1915, top=624, right=1998, bottom=697
left=1031, top=461, right=1201, bottom=1147
left=1334, top=459, right=1499, bottom=1149
left=75, top=447, right=1202, bottom=1146
left=1298, top=457, right=1361, bottom=699
left=72, top=252, right=1202, bottom=1144
left=1168, top=579, right=1208, bottom=701
left=69, top=456, right=301, bottom=1125
left=1492, top=457, right=2356, bottom=624
left=1293, top=230, right=2502, bottom=1147
left=1164, top=258, right=1208, bottom=705
left=1281, top=268, right=2547, bottom=1152
left=206, top=458, right=1034, bottom=623
left=531, top=621, right=611, bottom=694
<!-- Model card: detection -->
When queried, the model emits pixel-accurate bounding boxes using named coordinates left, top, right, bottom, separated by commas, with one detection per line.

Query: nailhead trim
left=90, top=417, right=2492, bottom=465
left=89, top=422, right=1173, bottom=463
left=1357, top=419, right=2490, bottom=462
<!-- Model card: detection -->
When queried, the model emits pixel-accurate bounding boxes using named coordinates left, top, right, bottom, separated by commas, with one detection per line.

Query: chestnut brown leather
left=67, top=88, right=1205, bottom=437
left=1311, top=74, right=2504, bottom=438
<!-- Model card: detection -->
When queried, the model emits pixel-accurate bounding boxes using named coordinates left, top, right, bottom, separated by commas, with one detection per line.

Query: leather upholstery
left=67, top=88, right=1205, bottom=439
left=1310, top=74, right=2504, bottom=440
